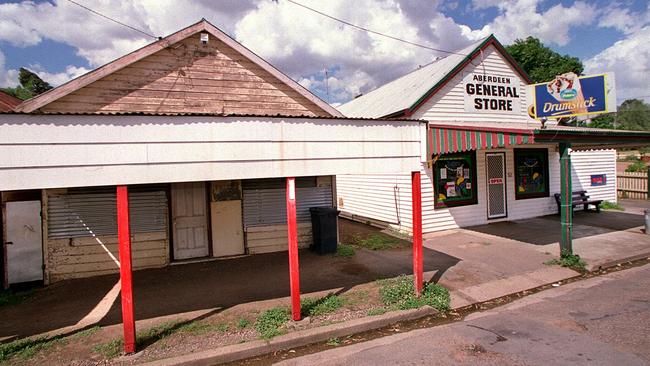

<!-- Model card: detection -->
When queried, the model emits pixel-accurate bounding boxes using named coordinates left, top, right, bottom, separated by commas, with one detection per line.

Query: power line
left=284, top=0, right=468, bottom=56
left=64, top=0, right=157, bottom=39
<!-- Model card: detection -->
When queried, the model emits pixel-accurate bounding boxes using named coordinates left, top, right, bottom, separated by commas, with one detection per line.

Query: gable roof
left=339, top=35, right=531, bottom=119
left=16, top=19, right=342, bottom=117
left=0, top=90, right=22, bottom=112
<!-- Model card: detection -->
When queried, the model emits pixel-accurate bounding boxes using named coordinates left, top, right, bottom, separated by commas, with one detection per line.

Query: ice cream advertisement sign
left=530, top=73, right=616, bottom=119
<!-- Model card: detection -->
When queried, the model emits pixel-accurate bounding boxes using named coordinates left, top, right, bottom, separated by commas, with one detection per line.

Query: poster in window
left=514, top=149, right=549, bottom=199
left=434, top=152, right=477, bottom=207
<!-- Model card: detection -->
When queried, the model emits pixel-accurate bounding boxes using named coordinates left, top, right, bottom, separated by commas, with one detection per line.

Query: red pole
left=117, top=185, right=136, bottom=354
left=411, top=171, right=423, bottom=297
left=286, top=177, right=301, bottom=321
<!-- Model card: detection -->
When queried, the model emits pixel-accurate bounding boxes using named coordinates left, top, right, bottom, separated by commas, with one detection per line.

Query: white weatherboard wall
left=338, top=146, right=560, bottom=234
left=411, top=44, right=536, bottom=126
left=0, top=115, right=423, bottom=191
left=571, top=149, right=617, bottom=203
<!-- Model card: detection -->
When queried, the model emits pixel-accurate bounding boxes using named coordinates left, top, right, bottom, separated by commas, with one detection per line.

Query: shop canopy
left=428, top=123, right=650, bottom=155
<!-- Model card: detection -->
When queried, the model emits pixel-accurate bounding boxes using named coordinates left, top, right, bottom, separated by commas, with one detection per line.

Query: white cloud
left=235, top=0, right=480, bottom=102
left=28, top=64, right=91, bottom=87
left=598, top=2, right=649, bottom=36
left=474, top=0, right=597, bottom=46
left=584, top=26, right=650, bottom=103
left=0, top=50, right=19, bottom=88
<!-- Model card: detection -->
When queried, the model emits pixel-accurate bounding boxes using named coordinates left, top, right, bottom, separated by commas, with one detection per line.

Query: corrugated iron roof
left=339, top=38, right=487, bottom=118
left=0, top=110, right=425, bottom=123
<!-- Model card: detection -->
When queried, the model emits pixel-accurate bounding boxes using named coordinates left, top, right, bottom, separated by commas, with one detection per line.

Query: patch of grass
left=326, top=337, right=341, bottom=346
left=216, top=323, right=229, bottom=333
left=301, top=294, right=344, bottom=317
left=335, top=244, right=356, bottom=257
left=599, top=201, right=624, bottom=211
left=378, top=275, right=450, bottom=312
left=343, top=289, right=369, bottom=307
left=73, top=326, right=101, bottom=339
left=236, top=318, right=251, bottom=329
left=0, top=289, right=35, bottom=307
left=366, top=307, right=389, bottom=316
left=93, top=338, right=122, bottom=359
left=255, top=306, right=290, bottom=339
left=0, top=336, right=66, bottom=362
left=178, top=321, right=213, bottom=335
left=353, top=233, right=404, bottom=251
left=545, top=250, right=587, bottom=272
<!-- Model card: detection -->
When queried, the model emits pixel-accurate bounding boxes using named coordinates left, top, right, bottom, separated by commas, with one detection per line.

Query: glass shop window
left=434, top=151, right=478, bottom=208
left=514, top=148, right=550, bottom=200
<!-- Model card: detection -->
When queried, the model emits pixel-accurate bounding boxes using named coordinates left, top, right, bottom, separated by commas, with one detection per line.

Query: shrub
left=378, top=275, right=450, bottom=311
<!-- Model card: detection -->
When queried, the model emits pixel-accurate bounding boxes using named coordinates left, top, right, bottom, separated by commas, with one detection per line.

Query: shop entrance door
left=171, top=182, right=209, bottom=260
left=486, top=153, right=507, bottom=219
left=6, top=201, right=43, bottom=284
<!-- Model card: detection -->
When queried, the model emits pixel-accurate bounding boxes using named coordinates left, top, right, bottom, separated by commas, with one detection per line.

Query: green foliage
left=545, top=250, right=587, bottom=272
left=366, top=307, right=389, bottom=316
left=73, top=326, right=101, bottom=339
left=378, top=275, right=450, bottom=312
left=301, top=294, right=343, bottom=317
left=505, top=37, right=584, bottom=83
left=0, top=289, right=34, bottom=307
left=255, top=306, right=290, bottom=339
left=326, top=337, right=341, bottom=346
left=335, top=244, right=356, bottom=257
left=588, top=114, right=616, bottom=129
left=1, top=67, right=53, bottom=100
left=617, top=99, right=650, bottom=131
left=93, top=338, right=123, bottom=359
left=353, top=234, right=404, bottom=251
left=0, top=336, right=66, bottom=362
left=599, top=201, right=624, bottom=211
left=625, top=160, right=648, bottom=172
left=236, top=318, right=251, bottom=329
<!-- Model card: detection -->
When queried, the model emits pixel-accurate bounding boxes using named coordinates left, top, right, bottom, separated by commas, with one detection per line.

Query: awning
left=429, top=124, right=535, bottom=155
left=428, top=123, right=650, bottom=156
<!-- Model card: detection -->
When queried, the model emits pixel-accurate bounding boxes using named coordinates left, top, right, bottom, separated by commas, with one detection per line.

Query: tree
left=1, top=67, right=53, bottom=100
left=616, top=99, right=650, bottom=131
left=506, top=37, right=584, bottom=83
left=587, top=113, right=616, bottom=129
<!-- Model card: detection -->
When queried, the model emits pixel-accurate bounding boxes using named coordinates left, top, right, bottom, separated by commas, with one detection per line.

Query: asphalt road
left=277, top=264, right=650, bottom=366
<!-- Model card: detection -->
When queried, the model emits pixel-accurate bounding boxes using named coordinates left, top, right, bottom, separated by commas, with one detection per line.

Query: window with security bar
left=514, top=148, right=550, bottom=199
left=433, top=151, right=478, bottom=208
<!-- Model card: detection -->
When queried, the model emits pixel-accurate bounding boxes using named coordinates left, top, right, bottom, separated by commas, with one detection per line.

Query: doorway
left=5, top=201, right=43, bottom=285
left=171, top=182, right=209, bottom=260
left=486, top=153, right=507, bottom=219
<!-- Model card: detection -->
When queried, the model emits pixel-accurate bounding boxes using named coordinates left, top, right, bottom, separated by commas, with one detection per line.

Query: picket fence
left=617, top=172, right=648, bottom=200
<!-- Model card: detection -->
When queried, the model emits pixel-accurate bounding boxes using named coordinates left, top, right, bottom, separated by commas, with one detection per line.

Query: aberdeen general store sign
left=463, top=72, right=522, bottom=114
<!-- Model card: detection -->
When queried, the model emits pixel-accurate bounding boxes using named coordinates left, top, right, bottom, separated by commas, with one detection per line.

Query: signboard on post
left=530, top=72, right=616, bottom=119
left=464, top=72, right=522, bottom=114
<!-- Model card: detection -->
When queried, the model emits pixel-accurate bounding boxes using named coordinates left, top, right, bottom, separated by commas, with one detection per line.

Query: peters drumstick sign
left=530, top=72, right=617, bottom=119
left=463, top=72, right=522, bottom=114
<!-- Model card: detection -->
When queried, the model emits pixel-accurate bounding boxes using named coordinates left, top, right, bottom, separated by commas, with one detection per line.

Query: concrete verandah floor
left=1, top=200, right=649, bottom=342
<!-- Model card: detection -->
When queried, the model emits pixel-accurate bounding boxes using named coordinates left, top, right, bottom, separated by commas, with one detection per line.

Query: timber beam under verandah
left=428, top=124, right=650, bottom=255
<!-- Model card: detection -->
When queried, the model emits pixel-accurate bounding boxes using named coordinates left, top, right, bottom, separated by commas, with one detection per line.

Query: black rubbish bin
left=309, top=207, right=340, bottom=254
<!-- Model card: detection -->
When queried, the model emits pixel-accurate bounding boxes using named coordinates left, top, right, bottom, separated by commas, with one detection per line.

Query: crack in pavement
left=466, top=324, right=508, bottom=344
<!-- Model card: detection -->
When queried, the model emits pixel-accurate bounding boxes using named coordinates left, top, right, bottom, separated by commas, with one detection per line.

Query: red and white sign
left=488, top=178, right=504, bottom=185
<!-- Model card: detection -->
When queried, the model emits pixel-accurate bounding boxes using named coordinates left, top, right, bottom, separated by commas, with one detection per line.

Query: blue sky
left=0, top=0, right=648, bottom=103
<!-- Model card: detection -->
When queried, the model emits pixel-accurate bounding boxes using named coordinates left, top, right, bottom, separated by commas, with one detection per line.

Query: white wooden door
left=6, top=201, right=43, bottom=284
left=172, top=182, right=209, bottom=260
left=486, top=153, right=507, bottom=219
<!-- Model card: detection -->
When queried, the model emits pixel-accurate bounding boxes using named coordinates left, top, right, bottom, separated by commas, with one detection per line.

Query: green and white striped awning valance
left=429, top=124, right=536, bottom=155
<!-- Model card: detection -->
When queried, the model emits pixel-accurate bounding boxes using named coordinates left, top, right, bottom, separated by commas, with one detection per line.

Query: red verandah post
left=412, top=171, right=423, bottom=296
left=286, top=177, right=301, bottom=321
left=117, top=185, right=136, bottom=354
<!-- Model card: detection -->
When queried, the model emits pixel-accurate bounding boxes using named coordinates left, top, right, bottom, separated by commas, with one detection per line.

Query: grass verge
left=599, top=201, right=624, bottom=211
left=378, top=275, right=450, bottom=312
left=1, top=336, right=66, bottom=362
left=352, top=233, right=405, bottom=251
left=335, top=244, right=356, bottom=257
left=301, top=294, right=344, bottom=317
left=255, top=307, right=290, bottom=340
left=545, top=250, right=587, bottom=272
